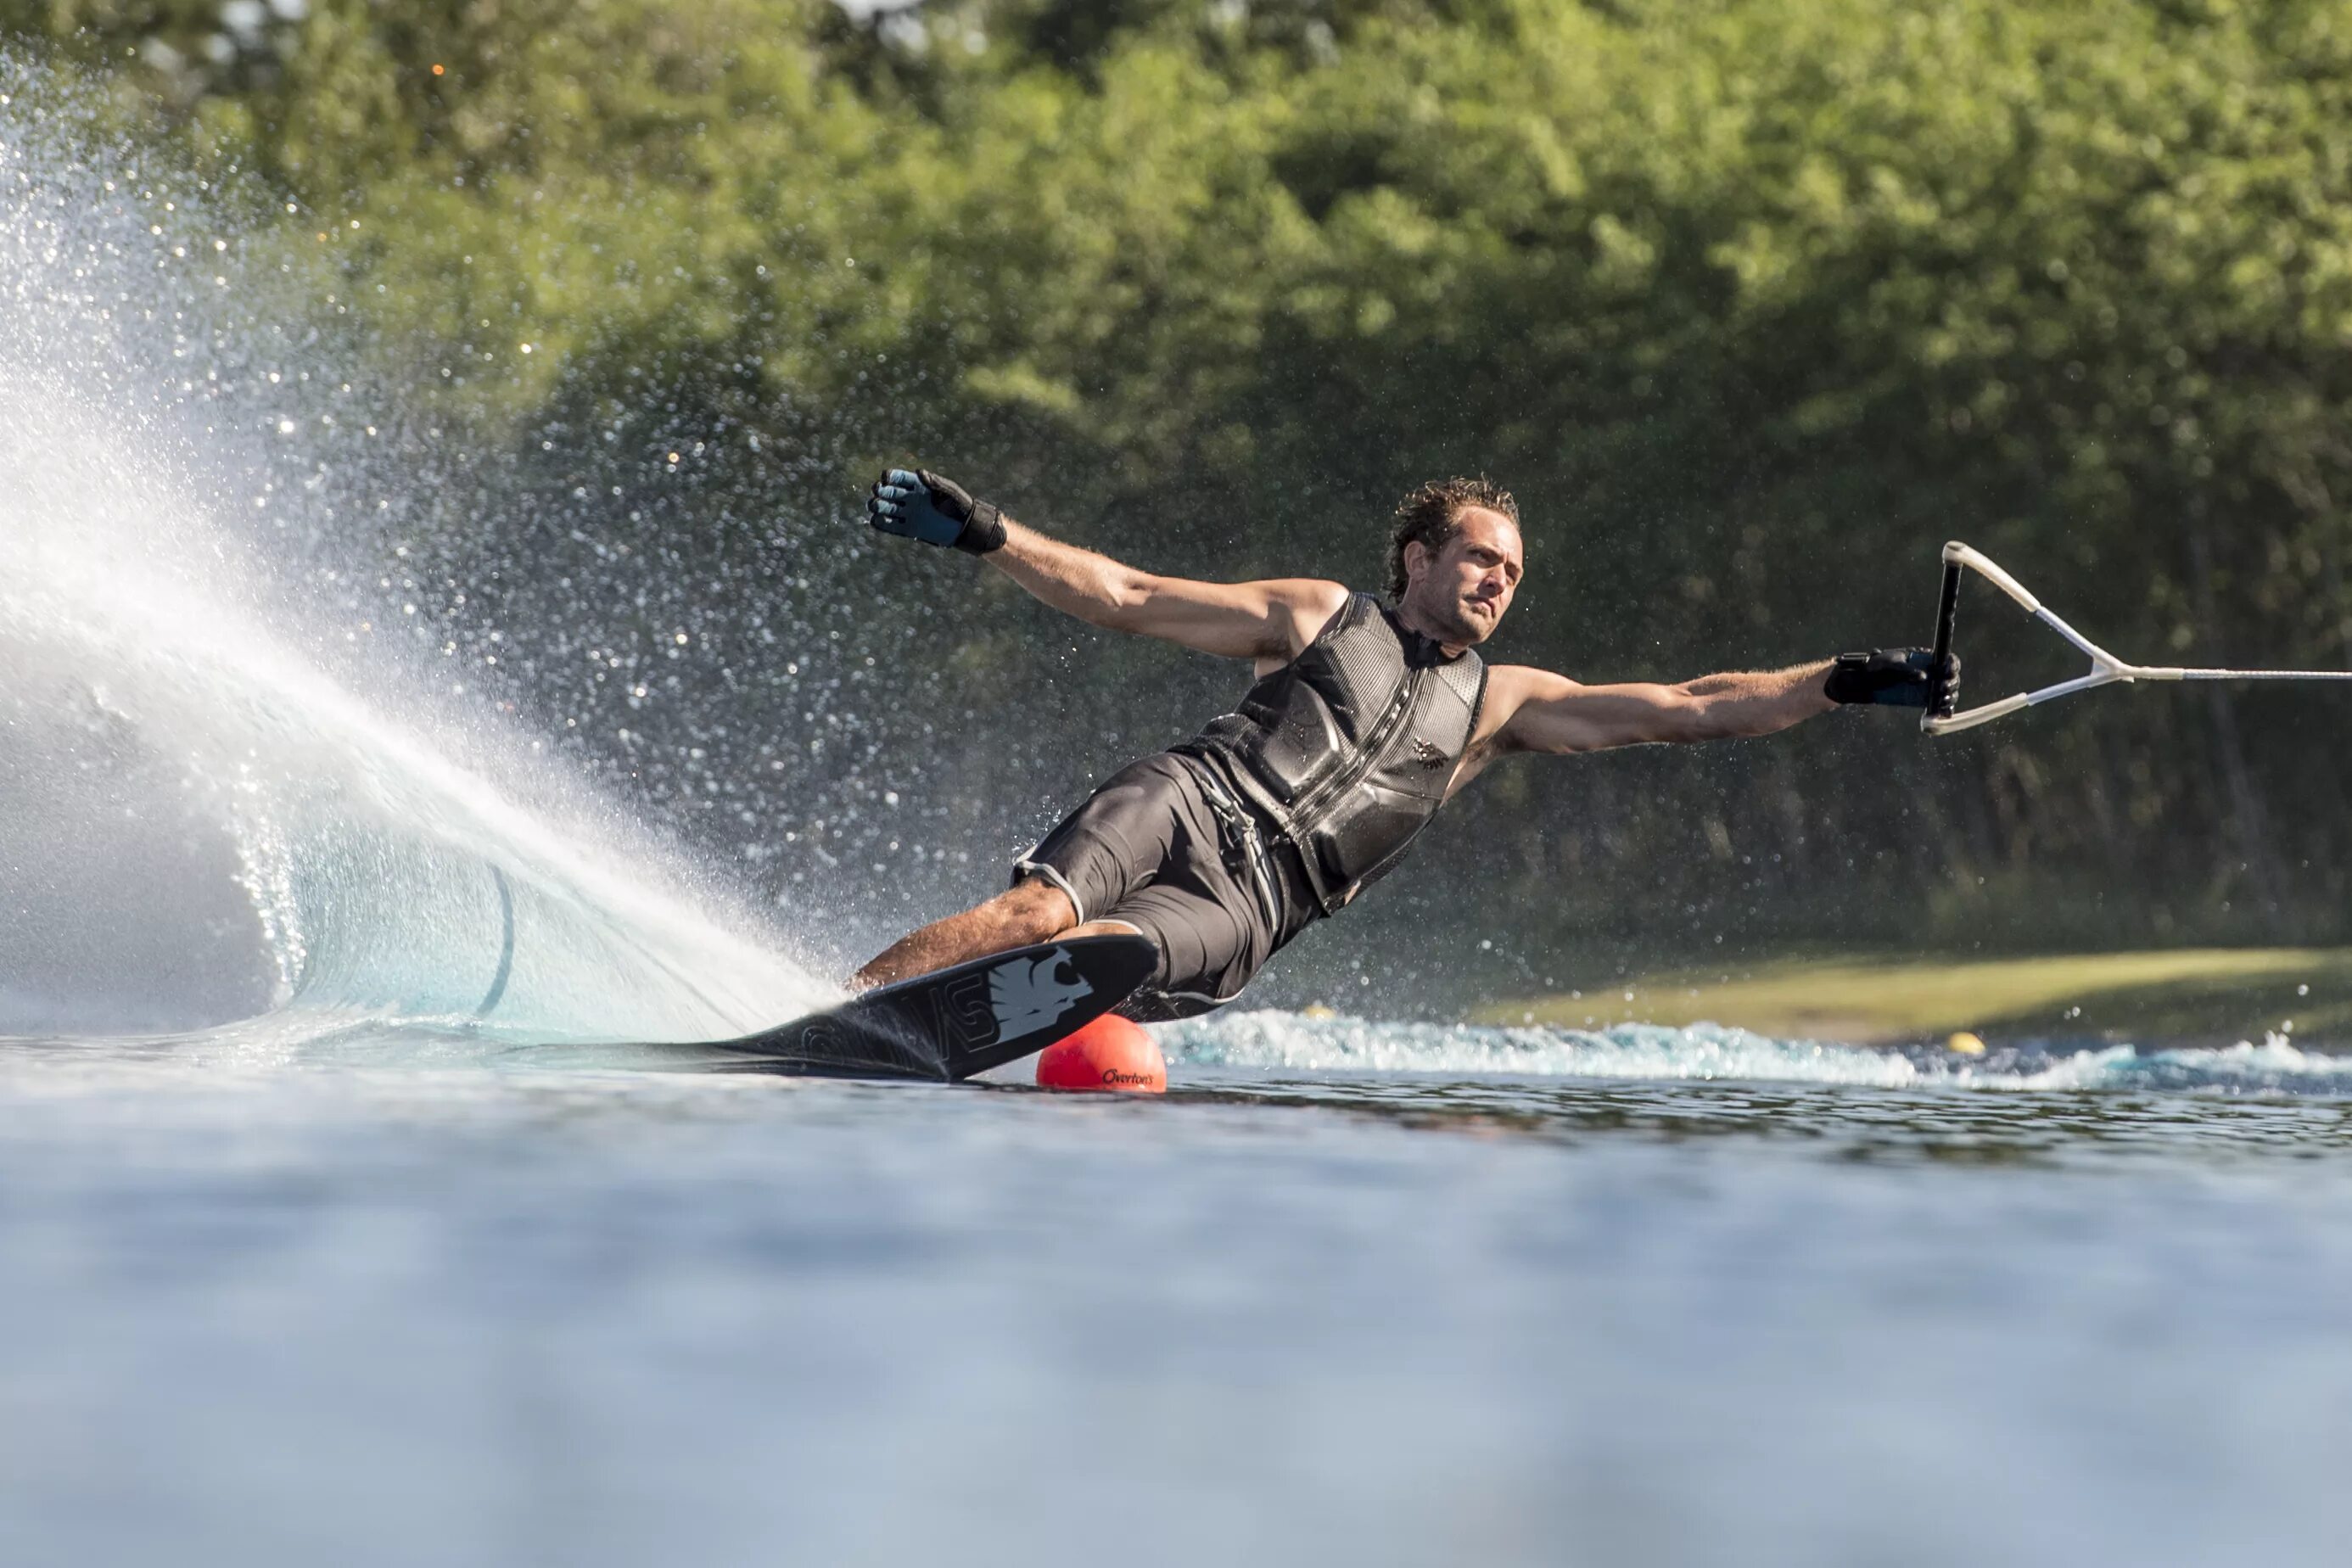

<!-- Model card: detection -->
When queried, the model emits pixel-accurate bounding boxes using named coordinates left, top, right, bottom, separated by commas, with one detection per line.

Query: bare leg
left=851, top=879, right=1140, bottom=991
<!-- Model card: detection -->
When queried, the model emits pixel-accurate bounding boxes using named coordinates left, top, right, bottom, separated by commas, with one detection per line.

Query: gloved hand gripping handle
left=1824, top=647, right=1960, bottom=708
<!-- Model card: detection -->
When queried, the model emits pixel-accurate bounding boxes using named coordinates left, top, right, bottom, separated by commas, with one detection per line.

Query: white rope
left=1924, top=541, right=2352, bottom=736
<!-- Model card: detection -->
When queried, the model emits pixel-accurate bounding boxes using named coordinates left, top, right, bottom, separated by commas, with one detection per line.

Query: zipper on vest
left=1285, top=664, right=1425, bottom=852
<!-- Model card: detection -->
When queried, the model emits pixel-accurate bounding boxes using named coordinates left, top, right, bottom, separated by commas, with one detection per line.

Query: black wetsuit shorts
left=1014, top=752, right=1312, bottom=1019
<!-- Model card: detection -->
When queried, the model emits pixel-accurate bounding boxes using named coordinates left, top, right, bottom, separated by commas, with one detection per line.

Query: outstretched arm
left=1486, top=662, right=1837, bottom=758
left=1453, top=649, right=1951, bottom=792
left=865, top=467, right=1346, bottom=664
left=988, top=518, right=1347, bottom=663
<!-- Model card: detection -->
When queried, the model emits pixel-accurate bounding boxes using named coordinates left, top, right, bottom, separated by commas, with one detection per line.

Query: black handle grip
left=1926, top=557, right=1963, bottom=718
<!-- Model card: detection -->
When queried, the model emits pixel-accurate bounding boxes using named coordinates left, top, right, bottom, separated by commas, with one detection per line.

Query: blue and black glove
left=1825, top=648, right=1961, bottom=715
left=865, top=468, right=1007, bottom=556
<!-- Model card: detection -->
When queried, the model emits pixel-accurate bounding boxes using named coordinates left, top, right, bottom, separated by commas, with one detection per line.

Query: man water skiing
left=853, top=468, right=1954, bottom=1018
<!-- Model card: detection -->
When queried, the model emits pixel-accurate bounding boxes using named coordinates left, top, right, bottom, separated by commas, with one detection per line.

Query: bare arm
left=1449, top=661, right=1834, bottom=791
left=988, top=516, right=1348, bottom=665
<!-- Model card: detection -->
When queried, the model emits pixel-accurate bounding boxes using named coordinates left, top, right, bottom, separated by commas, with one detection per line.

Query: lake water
left=3, top=1016, right=2347, bottom=1567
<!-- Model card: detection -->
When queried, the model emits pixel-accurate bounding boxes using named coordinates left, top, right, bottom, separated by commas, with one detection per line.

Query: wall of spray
left=0, top=62, right=826, bottom=1040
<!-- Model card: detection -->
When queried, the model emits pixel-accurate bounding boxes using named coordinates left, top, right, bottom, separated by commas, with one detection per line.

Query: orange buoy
left=1036, top=1013, right=1166, bottom=1094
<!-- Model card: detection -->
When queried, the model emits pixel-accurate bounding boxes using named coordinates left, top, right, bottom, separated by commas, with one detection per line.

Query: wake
left=1167, top=1011, right=2352, bottom=1097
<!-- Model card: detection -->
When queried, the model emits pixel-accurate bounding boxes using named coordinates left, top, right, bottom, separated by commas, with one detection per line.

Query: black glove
left=865, top=468, right=1007, bottom=555
left=1824, top=647, right=1961, bottom=714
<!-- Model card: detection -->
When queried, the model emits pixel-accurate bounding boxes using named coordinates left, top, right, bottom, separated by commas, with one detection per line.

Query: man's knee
left=992, top=875, right=1078, bottom=942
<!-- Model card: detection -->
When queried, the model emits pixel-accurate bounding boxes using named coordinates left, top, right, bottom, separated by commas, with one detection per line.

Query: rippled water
left=4, top=1015, right=2349, bottom=1567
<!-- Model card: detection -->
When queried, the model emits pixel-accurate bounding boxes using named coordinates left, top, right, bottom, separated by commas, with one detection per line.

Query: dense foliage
left=11, top=0, right=2352, bottom=988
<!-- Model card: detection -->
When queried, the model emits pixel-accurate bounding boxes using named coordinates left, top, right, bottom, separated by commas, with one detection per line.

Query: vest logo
left=989, top=948, right=1094, bottom=1043
left=1410, top=737, right=1448, bottom=768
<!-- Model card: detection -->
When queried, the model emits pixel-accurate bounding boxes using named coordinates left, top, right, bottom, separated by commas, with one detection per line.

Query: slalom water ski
left=643, top=932, right=1157, bottom=1082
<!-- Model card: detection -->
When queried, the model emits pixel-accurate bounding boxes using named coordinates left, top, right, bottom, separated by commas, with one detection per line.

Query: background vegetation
left=9, top=0, right=2352, bottom=1003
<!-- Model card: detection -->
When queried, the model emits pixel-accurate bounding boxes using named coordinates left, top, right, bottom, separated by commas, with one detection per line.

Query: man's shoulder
left=1270, top=578, right=1355, bottom=617
left=1263, top=579, right=1356, bottom=651
left=1475, top=665, right=1580, bottom=732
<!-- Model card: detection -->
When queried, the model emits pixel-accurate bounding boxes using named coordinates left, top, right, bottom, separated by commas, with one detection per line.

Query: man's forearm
left=1680, top=661, right=1837, bottom=738
left=985, top=517, right=1147, bottom=629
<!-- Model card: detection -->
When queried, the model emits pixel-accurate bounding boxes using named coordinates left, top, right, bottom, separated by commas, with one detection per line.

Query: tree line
left=12, top=0, right=2352, bottom=990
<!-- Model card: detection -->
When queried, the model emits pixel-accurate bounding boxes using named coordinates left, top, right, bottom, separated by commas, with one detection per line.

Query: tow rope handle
left=1925, top=546, right=1963, bottom=726
left=1923, top=540, right=2352, bottom=736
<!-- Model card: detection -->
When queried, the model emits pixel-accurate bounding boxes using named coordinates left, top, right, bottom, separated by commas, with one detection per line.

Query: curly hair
left=1385, top=477, right=1520, bottom=598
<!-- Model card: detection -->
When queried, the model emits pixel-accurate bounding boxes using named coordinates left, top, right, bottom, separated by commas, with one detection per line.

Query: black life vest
left=1178, top=593, right=1487, bottom=916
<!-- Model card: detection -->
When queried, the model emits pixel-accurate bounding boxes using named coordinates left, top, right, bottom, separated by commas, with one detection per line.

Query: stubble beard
left=1446, top=595, right=1498, bottom=646
left=1403, top=580, right=1496, bottom=647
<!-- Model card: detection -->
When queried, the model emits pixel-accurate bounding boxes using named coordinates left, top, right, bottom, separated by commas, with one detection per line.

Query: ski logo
left=796, top=1021, right=848, bottom=1057
left=988, top=947, right=1094, bottom=1044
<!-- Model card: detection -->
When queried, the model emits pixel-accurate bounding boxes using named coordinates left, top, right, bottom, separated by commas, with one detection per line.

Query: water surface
left=3, top=1016, right=2347, bottom=1567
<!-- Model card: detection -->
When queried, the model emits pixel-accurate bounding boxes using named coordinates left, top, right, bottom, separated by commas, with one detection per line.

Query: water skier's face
left=1405, top=507, right=1523, bottom=647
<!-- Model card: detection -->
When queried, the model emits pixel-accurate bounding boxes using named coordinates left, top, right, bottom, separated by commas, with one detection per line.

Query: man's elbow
left=1085, top=567, right=1157, bottom=629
